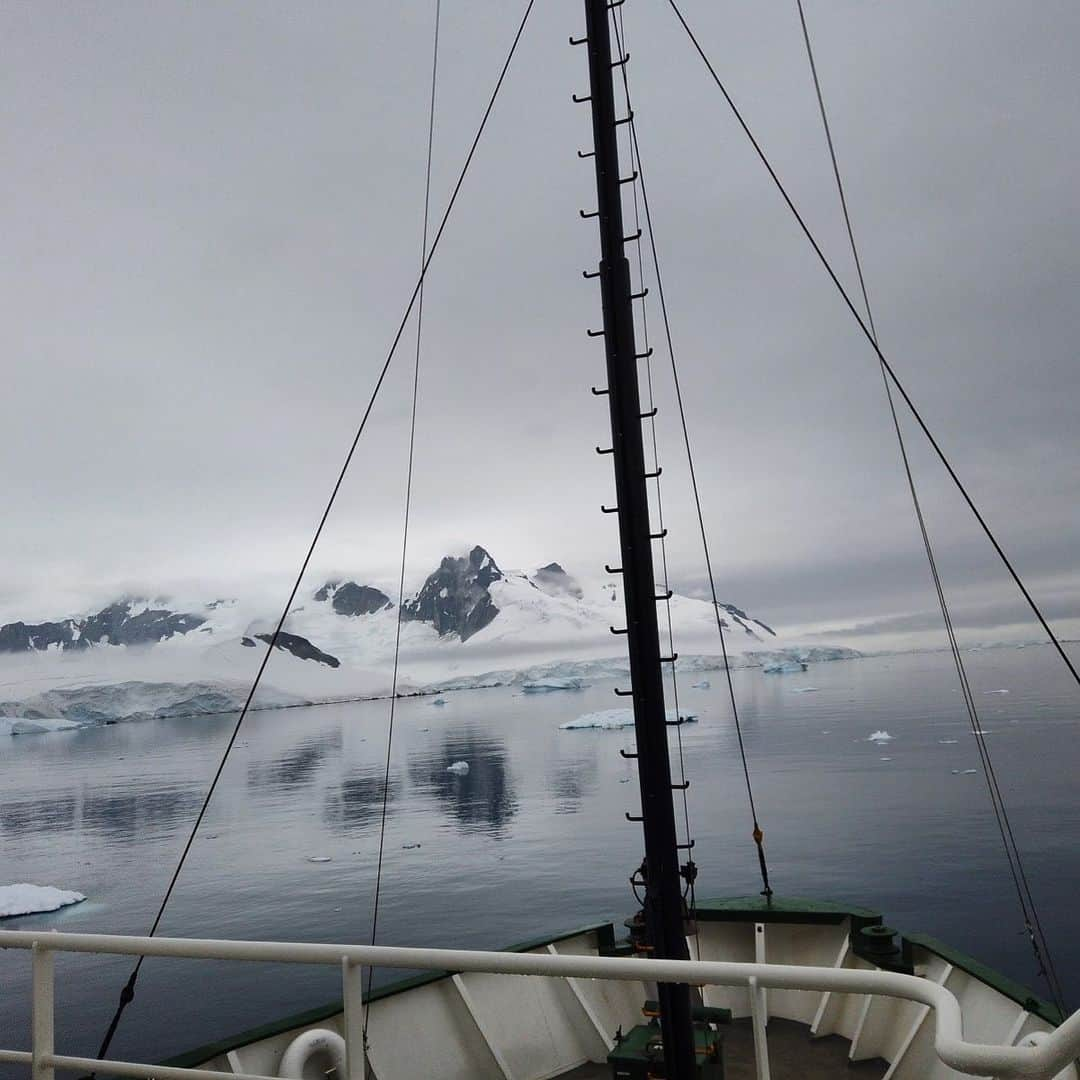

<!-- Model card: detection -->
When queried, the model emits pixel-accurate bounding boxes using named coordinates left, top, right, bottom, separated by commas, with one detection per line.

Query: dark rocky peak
left=0, top=598, right=205, bottom=654
left=531, top=561, right=584, bottom=600
left=315, top=581, right=392, bottom=617
left=402, top=546, right=502, bottom=642
left=715, top=601, right=776, bottom=639
left=255, top=631, right=340, bottom=668
left=80, top=599, right=205, bottom=647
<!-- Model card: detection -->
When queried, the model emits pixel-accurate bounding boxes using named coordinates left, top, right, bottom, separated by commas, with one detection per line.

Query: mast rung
left=650, top=528, right=668, bottom=539
left=624, top=229, right=643, bottom=242
left=614, top=110, right=634, bottom=126
left=586, top=327, right=604, bottom=337
left=592, top=386, right=609, bottom=396
left=660, top=653, right=679, bottom=664
left=614, top=687, right=633, bottom=697
left=601, top=504, right=618, bottom=514
left=573, top=92, right=592, bottom=104
left=610, top=626, right=629, bottom=635
left=630, top=288, right=649, bottom=300
left=644, top=467, right=662, bottom=479
left=620, top=748, right=638, bottom=759
left=672, top=781, right=690, bottom=791
left=619, top=171, right=639, bottom=184
left=677, top=841, right=696, bottom=850
left=640, top=407, right=657, bottom=418
left=583, top=268, right=600, bottom=279
left=625, top=813, right=643, bottom=822
left=656, top=590, right=673, bottom=601
left=611, top=53, right=630, bottom=68
left=569, top=34, right=587, bottom=46
left=608, top=0, right=626, bottom=9
left=577, top=149, right=596, bottom=159
left=604, top=564, right=622, bottom=574
left=636, top=347, right=653, bottom=359
left=580, top=209, right=599, bottom=219
left=596, top=445, right=614, bottom=455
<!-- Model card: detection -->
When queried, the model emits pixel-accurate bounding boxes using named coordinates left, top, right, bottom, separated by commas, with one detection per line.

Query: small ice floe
left=618, top=777, right=632, bottom=784
left=0, top=884, right=86, bottom=919
left=560, top=708, right=697, bottom=731
left=951, top=769, right=978, bottom=775
left=446, top=761, right=470, bottom=775
left=938, top=739, right=959, bottom=745
left=791, top=687, right=820, bottom=694
left=763, top=661, right=807, bottom=674
left=307, top=856, right=332, bottom=864
left=0, top=716, right=83, bottom=737
left=821, top=730, right=831, bottom=734
left=691, top=680, right=711, bottom=690
left=985, top=689, right=1009, bottom=695
left=521, top=678, right=585, bottom=694
left=968, top=729, right=994, bottom=737
left=867, top=730, right=893, bottom=743
left=401, top=842, right=422, bottom=850
left=431, top=697, right=447, bottom=707
left=879, top=757, right=892, bottom=762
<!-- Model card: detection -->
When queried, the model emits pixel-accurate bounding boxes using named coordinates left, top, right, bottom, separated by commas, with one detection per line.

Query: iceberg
left=560, top=708, right=697, bottom=731
left=0, top=883, right=86, bottom=919
left=446, top=760, right=470, bottom=775
left=521, top=677, right=586, bottom=693
left=0, top=716, right=83, bottom=737
left=762, top=660, right=807, bottom=674
left=867, top=730, right=893, bottom=743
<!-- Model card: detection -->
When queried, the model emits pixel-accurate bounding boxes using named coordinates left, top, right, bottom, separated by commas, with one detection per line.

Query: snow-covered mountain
left=0, top=545, right=858, bottom=724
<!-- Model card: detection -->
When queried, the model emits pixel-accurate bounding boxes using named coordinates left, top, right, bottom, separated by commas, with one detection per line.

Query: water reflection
left=0, top=795, right=76, bottom=837
left=323, top=768, right=400, bottom=833
left=546, top=753, right=598, bottom=815
left=81, top=784, right=200, bottom=839
left=247, top=733, right=340, bottom=792
left=408, top=733, right=517, bottom=836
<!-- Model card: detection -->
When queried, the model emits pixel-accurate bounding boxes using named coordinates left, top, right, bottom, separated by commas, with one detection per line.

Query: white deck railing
left=0, top=928, right=1077, bottom=1080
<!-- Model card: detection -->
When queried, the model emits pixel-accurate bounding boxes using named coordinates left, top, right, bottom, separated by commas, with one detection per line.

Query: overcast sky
left=3, top=1, right=1078, bottom=650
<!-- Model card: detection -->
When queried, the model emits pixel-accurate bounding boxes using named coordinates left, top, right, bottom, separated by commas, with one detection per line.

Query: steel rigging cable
left=86, top=1, right=537, bottom=1066
left=610, top=8, right=772, bottom=900
left=364, top=0, right=441, bottom=1046
left=793, top=0, right=1066, bottom=1013
left=663, top=0, right=1080, bottom=704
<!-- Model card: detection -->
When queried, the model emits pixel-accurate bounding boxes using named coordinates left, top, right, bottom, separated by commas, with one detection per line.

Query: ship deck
left=558, top=1018, right=887, bottom=1079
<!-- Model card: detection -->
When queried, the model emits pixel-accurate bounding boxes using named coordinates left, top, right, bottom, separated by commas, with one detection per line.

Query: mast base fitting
left=853, top=924, right=913, bottom=975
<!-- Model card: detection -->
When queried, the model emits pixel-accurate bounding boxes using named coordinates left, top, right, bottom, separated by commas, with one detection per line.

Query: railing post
left=341, top=957, right=366, bottom=1080
left=31, top=943, right=55, bottom=1080
left=748, top=975, right=771, bottom=1080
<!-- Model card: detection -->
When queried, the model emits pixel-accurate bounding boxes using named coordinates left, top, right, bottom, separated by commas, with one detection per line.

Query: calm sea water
left=2, top=646, right=1079, bottom=1072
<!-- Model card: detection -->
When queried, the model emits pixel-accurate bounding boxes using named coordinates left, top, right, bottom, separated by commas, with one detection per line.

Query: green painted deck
left=558, top=1018, right=887, bottom=1079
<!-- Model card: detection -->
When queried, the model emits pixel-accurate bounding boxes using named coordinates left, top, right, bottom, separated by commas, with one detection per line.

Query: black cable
left=664, top=0, right=1080, bottom=701
left=88, top=0, right=535, bottom=1064
left=612, top=15, right=772, bottom=899
left=363, top=0, right=441, bottom=1045
left=794, top=0, right=1066, bottom=1012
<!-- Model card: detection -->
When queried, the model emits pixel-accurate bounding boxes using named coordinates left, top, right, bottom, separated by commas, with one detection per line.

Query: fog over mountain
left=2, top=2, right=1078, bottom=656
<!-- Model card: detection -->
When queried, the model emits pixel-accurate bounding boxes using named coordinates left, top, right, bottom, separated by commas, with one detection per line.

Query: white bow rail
left=0, top=928, right=1077, bottom=1080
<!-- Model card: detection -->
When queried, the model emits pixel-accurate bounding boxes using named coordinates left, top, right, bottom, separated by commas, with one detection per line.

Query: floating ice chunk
left=879, top=757, right=892, bottom=761
left=431, top=697, right=447, bottom=707
left=307, top=856, right=332, bottom=863
left=618, top=777, right=631, bottom=784
left=951, top=769, right=978, bottom=775
left=985, top=689, right=1009, bottom=695
left=446, top=761, right=470, bottom=774
left=867, top=730, right=893, bottom=743
left=401, top=842, right=422, bottom=850
left=691, top=680, right=710, bottom=690
left=763, top=661, right=807, bottom=674
left=521, top=678, right=585, bottom=693
left=791, top=687, right=819, bottom=694
left=0, top=884, right=86, bottom=919
left=938, top=738, right=959, bottom=744
left=560, top=708, right=697, bottom=731
left=0, top=717, right=83, bottom=737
